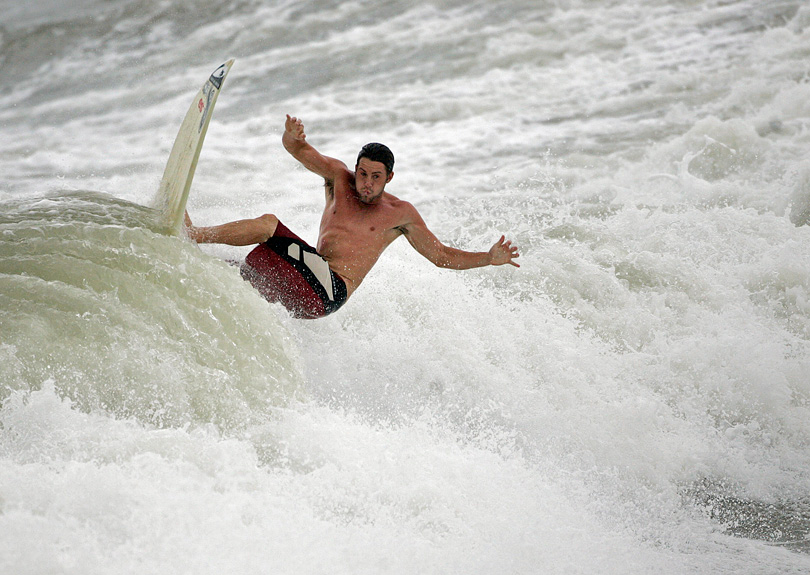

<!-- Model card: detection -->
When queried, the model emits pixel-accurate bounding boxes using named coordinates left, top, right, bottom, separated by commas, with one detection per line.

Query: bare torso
left=316, top=168, right=409, bottom=296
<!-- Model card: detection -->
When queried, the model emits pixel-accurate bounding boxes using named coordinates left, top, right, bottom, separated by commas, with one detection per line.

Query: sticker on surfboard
left=152, top=59, right=235, bottom=235
left=208, top=62, right=229, bottom=89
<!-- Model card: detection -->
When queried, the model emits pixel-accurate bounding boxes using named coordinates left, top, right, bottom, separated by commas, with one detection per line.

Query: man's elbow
left=431, top=249, right=460, bottom=270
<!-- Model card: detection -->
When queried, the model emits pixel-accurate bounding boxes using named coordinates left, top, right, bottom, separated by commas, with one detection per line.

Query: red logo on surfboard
left=198, top=99, right=204, bottom=112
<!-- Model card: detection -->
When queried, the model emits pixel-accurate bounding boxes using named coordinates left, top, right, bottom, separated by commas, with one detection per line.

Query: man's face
left=355, top=157, right=393, bottom=204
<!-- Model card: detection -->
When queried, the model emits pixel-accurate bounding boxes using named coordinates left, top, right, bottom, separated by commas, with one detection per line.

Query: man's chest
left=328, top=188, right=401, bottom=233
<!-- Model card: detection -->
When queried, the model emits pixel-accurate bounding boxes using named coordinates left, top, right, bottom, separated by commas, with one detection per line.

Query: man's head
left=355, top=143, right=394, bottom=204
left=357, top=143, right=394, bottom=175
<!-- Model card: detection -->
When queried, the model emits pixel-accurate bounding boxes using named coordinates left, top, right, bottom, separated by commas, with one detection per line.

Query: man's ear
left=387, top=171, right=394, bottom=183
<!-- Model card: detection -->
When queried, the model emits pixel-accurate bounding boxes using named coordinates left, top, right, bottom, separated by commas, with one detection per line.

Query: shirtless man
left=185, top=115, right=520, bottom=319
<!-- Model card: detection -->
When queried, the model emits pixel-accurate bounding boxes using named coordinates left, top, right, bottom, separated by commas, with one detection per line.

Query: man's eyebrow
left=360, top=167, right=384, bottom=175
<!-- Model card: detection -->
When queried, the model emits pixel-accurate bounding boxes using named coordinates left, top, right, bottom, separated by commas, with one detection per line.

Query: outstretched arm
left=282, top=115, right=347, bottom=180
left=400, top=204, right=520, bottom=269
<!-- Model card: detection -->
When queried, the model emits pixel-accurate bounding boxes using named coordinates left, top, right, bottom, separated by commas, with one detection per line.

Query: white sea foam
left=2, top=1, right=810, bottom=573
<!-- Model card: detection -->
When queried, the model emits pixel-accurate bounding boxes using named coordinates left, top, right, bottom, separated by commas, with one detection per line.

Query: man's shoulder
left=328, top=164, right=357, bottom=195
left=328, top=160, right=353, bottom=181
left=382, top=192, right=415, bottom=211
left=381, top=194, right=424, bottom=232
left=382, top=194, right=417, bottom=217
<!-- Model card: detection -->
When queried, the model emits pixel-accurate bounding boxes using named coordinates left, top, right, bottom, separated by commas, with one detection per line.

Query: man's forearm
left=435, top=246, right=492, bottom=270
left=282, top=131, right=307, bottom=156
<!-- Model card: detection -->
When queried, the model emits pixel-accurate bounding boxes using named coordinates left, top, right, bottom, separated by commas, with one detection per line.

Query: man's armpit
left=323, top=178, right=335, bottom=198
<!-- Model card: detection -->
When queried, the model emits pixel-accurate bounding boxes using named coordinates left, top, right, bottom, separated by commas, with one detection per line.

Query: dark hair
left=357, top=143, right=394, bottom=175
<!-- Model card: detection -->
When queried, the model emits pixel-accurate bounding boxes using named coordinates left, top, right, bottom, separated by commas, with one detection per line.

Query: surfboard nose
left=153, top=60, right=236, bottom=235
left=209, top=59, right=235, bottom=89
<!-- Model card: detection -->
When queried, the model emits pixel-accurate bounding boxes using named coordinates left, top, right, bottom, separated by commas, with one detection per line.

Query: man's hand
left=285, top=114, right=306, bottom=142
left=489, top=235, right=520, bottom=267
left=281, top=114, right=346, bottom=180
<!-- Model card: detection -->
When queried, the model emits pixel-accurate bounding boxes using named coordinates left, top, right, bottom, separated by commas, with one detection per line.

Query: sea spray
left=0, top=191, right=304, bottom=429
left=3, top=0, right=810, bottom=573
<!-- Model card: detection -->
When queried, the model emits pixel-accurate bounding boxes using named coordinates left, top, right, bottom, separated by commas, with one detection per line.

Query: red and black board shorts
left=240, top=221, right=348, bottom=319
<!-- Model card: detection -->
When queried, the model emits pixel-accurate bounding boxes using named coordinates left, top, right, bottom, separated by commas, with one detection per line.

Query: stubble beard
left=357, top=184, right=384, bottom=205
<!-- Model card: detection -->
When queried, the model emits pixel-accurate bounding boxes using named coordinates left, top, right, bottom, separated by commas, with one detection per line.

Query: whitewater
left=2, top=0, right=810, bottom=573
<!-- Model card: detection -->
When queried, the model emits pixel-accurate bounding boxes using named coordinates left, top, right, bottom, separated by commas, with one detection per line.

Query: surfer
left=185, top=115, right=520, bottom=319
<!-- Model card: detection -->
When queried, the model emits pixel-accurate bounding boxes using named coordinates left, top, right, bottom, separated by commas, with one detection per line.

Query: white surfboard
left=153, top=59, right=234, bottom=235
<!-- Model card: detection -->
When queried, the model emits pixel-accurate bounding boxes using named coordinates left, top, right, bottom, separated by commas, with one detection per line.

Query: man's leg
left=184, top=212, right=278, bottom=246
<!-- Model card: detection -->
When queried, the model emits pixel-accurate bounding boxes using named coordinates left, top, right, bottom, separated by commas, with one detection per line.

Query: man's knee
left=257, top=214, right=279, bottom=240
